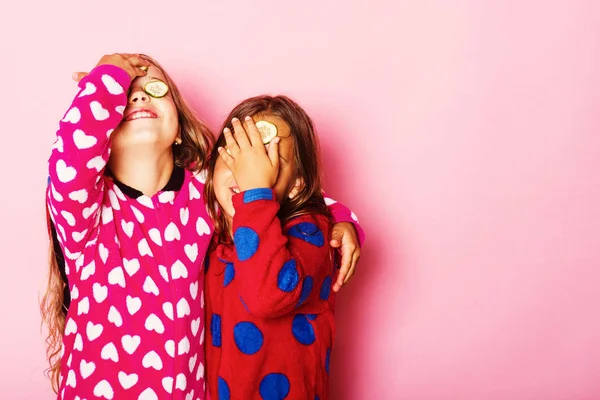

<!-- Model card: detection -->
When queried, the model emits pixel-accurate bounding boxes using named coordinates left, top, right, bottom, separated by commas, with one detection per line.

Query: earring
left=174, top=138, right=182, bottom=145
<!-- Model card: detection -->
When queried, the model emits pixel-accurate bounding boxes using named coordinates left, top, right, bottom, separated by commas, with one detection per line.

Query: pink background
left=1, top=1, right=599, bottom=399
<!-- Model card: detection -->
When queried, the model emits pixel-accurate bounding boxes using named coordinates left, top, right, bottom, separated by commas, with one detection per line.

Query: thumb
left=268, top=137, right=281, bottom=168
left=330, top=229, right=343, bottom=248
left=72, top=72, right=89, bottom=82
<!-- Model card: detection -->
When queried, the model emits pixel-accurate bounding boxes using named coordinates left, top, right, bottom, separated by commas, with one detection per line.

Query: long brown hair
left=40, top=54, right=214, bottom=393
left=204, top=95, right=331, bottom=243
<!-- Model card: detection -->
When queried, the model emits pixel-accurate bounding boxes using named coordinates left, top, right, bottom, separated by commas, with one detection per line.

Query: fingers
left=243, top=116, right=264, bottom=147
left=223, top=127, right=239, bottom=157
left=217, top=147, right=235, bottom=169
left=344, top=250, right=360, bottom=284
left=231, top=118, right=251, bottom=149
left=125, top=54, right=151, bottom=76
left=267, top=137, right=281, bottom=169
left=72, top=72, right=88, bottom=82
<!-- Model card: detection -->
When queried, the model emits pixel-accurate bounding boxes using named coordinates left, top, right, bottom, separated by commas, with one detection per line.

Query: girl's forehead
left=252, top=114, right=291, bottom=138
left=132, top=65, right=167, bottom=85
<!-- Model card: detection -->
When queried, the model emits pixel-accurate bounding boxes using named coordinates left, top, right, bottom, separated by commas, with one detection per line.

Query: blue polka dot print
left=259, top=373, right=290, bottom=400
left=277, top=259, right=299, bottom=292
left=234, top=226, right=259, bottom=261
left=211, top=314, right=221, bottom=347
left=224, top=262, right=235, bottom=286
left=320, top=276, right=332, bottom=300
left=288, top=222, right=324, bottom=247
left=218, top=376, right=230, bottom=400
left=292, top=314, right=316, bottom=345
left=234, top=321, right=264, bottom=355
left=298, top=276, right=313, bottom=306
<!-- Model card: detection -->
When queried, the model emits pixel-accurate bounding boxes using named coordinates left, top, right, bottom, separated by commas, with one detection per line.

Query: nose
left=129, top=89, right=150, bottom=104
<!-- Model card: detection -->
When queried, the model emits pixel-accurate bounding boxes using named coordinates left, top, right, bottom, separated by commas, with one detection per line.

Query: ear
left=288, top=177, right=305, bottom=199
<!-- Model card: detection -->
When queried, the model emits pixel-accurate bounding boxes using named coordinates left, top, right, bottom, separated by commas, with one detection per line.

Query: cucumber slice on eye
left=144, top=80, right=169, bottom=98
left=255, top=120, right=278, bottom=144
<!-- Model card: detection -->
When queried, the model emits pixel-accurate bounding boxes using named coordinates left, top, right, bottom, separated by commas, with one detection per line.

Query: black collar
left=109, top=166, right=185, bottom=199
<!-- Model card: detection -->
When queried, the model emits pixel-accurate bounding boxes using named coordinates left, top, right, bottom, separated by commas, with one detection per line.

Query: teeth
left=231, top=188, right=240, bottom=194
left=130, top=111, right=154, bottom=120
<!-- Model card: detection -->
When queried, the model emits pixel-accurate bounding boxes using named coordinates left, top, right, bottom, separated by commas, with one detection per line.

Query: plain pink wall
left=1, top=1, right=599, bottom=399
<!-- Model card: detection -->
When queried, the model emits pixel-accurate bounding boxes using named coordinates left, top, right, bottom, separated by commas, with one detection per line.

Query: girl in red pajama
left=204, top=95, right=359, bottom=399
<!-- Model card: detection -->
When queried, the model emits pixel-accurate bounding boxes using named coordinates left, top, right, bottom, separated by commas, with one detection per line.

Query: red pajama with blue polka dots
left=206, top=188, right=336, bottom=400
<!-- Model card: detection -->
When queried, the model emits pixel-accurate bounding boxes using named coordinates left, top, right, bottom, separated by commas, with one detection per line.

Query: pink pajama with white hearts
left=47, top=65, right=212, bottom=400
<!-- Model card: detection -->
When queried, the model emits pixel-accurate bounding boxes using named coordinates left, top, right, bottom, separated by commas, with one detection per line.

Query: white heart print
left=65, top=318, right=77, bottom=336
left=99, top=243, right=109, bottom=264
left=165, top=340, right=175, bottom=358
left=52, top=136, right=64, bottom=153
left=83, top=203, right=99, bottom=219
left=196, top=216, right=210, bottom=236
left=177, top=298, right=191, bottom=318
left=90, top=101, right=110, bottom=121
left=185, top=243, right=198, bottom=262
left=189, top=281, right=198, bottom=300
left=138, top=387, right=159, bottom=400
left=142, top=351, right=163, bottom=370
left=78, top=82, right=96, bottom=97
left=92, top=282, right=108, bottom=303
left=101, top=74, right=124, bottom=95
left=138, top=238, right=153, bottom=257
left=178, top=336, right=190, bottom=355
left=62, top=107, right=81, bottom=124
left=86, top=321, right=104, bottom=341
left=108, top=189, right=121, bottom=210
left=56, top=159, right=77, bottom=183
left=127, top=295, right=142, bottom=315
left=108, top=306, right=123, bottom=327
left=77, top=297, right=90, bottom=315
left=118, top=371, right=138, bottom=390
left=159, top=191, right=175, bottom=204
left=93, top=379, right=114, bottom=399
left=171, top=260, right=188, bottom=279
left=180, top=207, right=189, bottom=225
left=143, top=276, right=160, bottom=296
left=121, top=334, right=141, bottom=355
left=176, top=373, right=187, bottom=391
left=191, top=318, right=200, bottom=337
left=188, top=354, right=197, bottom=373
left=145, top=314, right=165, bottom=334
left=121, top=220, right=134, bottom=238
left=101, top=342, right=119, bottom=362
left=162, top=302, right=174, bottom=321
left=189, top=182, right=201, bottom=200
left=137, top=195, right=154, bottom=209
left=165, top=222, right=181, bottom=241
left=131, top=205, right=145, bottom=223
left=149, top=228, right=162, bottom=246
left=115, top=105, right=125, bottom=115
left=80, top=359, right=96, bottom=379
left=162, top=377, right=174, bottom=394
left=73, top=129, right=97, bottom=150
left=60, top=210, right=76, bottom=226
left=81, top=261, right=96, bottom=281
left=108, top=267, right=126, bottom=287
left=159, top=265, right=169, bottom=282
left=66, top=369, right=77, bottom=388
left=72, top=230, right=87, bottom=243
left=86, top=155, right=105, bottom=172
left=68, top=188, right=88, bottom=203
left=74, top=333, right=84, bottom=351
left=123, top=258, right=140, bottom=276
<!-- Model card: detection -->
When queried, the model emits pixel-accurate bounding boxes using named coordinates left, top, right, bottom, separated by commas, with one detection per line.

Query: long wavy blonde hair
left=40, top=54, right=214, bottom=392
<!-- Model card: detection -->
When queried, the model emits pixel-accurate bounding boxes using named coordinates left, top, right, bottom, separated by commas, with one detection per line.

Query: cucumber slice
left=255, top=120, right=278, bottom=144
left=144, top=80, right=169, bottom=98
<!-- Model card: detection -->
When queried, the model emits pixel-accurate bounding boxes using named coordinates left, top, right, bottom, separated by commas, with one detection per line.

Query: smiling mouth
left=124, top=111, right=158, bottom=121
left=230, top=187, right=240, bottom=194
